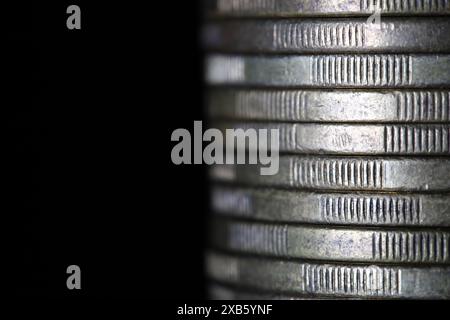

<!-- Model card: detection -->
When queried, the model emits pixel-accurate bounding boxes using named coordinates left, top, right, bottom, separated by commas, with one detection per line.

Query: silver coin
left=212, top=186, right=450, bottom=227
left=206, top=54, right=450, bottom=88
left=204, top=18, right=450, bottom=53
left=208, top=284, right=338, bottom=300
left=208, top=89, right=450, bottom=123
left=206, top=0, right=450, bottom=17
left=211, top=218, right=450, bottom=264
left=210, top=156, right=450, bottom=192
left=215, top=122, right=450, bottom=155
left=206, top=251, right=450, bottom=299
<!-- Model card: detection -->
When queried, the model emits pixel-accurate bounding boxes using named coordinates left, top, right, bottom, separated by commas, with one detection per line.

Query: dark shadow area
left=10, top=1, right=205, bottom=298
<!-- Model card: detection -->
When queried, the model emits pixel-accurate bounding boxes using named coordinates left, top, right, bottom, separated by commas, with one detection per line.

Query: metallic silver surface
left=208, top=89, right=450, bottom=123
left=204, top=0, right=450, bottom=300
left=216, top=122, right=450, bottom=155
left=209, top=284, right=336, bottom=300
left=211, top=218, right=450, bottom=263
left=206, top=54, right=450, bottom=88
left=206, top=0, right=450, bottom=17
left=210, top=156, right=450, bottom=192
left=212, top=186, right=450, bottom=227
left=206, top=251, right=450, bottom=299
left=204, top=18, right=450, bottom=53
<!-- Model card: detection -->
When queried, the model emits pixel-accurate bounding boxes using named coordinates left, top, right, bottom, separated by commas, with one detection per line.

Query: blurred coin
left=206, top=251, right=450, bottom=299
left=206, top=54, right=450, bottom=88
left=211, top=186, right=450, bottom=227
left=206, top=0, right=450, bottom=17
left=210, top=156, right=450, bottom=192
left=204, top=18, right=450, bottom=53
left=208, top=89, right=450, bottom=123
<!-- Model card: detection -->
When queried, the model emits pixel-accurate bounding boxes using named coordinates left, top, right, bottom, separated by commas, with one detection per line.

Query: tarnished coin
left=208, top=89, right=450, bottom=123
left=215, top=122, right=450, bottom=155
left=206, top=251, right=450, bottom=299
left=212, top=186, right=450, bottom=227
left=211, top=218, right=450, bottom=264
left=210, top=156, right=450, bottom=192
left=206, top=0, right=450, bottom=17
left=206, top=54, right=450, bottom=88
left=204, top=18, right=450, bottom=53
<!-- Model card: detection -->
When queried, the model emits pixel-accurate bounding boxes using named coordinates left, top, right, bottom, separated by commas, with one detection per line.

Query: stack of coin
left=204, top=0, right=450, bottom=299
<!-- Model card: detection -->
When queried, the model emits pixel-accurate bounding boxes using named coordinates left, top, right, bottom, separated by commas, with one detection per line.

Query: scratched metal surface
left=203, top=18, right=450, bottom=53
left=207, top=89, right=450, bottom=123
left=206, top=252, right=450, bottom=299
left=205, top=0, right=450, bottom=17
left=206, top=54, right=450, bottom=88
left=210, top=156, right=450, bottom=192
left=204, top=0, right=450, bottom=300
left=211, top=186, right=450, bottom=227
left=214, top=122, right=450, bottom=155
left=210, top=218, right=450, bottom=263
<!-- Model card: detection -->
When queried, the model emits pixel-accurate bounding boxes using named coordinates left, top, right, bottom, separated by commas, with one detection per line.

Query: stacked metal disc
left=203, top=0, right=450, bottom=299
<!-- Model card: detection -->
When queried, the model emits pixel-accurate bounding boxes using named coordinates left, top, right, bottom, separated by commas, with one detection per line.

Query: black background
left=8, top=2, right=450, bottom=312
left=9, top=1, right=206, bottom=298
